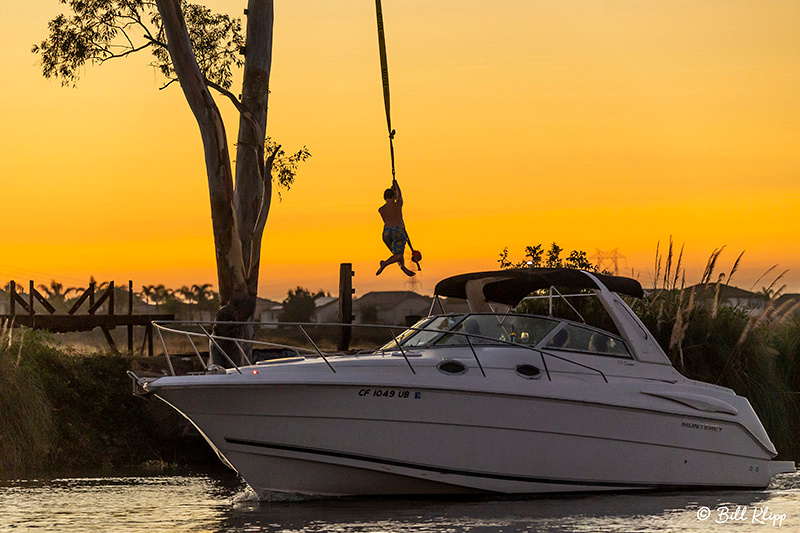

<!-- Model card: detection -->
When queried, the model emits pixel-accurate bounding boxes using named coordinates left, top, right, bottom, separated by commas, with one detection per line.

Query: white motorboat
left=129, top=269, right=795, bottom=497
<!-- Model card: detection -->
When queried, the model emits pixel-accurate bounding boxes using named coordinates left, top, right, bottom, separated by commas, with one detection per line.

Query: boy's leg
left=393, top=231, right=415, bottom=277
left=377, top=226, right=398, bottom=275
left=376, top=254, right=401, bottom=276
left=377, top=227, right=414, bottom=276
left=395, top=253, right=415, bottom=277
left=398, top=259, right=415, bottom=277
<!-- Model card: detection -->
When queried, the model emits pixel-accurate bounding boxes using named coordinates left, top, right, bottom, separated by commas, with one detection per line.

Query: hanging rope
left=375, top=0, right=396, bottom=180
left=375, top=0, right=421, bottom=271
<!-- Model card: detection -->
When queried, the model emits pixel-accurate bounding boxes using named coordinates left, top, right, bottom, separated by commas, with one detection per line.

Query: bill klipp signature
left=697, top=505, right=787, bottom=527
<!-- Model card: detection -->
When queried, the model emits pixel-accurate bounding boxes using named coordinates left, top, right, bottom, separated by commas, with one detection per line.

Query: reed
left=0, top=323, right=55, bottom=478
left=0, top=326, right=220, bottom=479
left=634, top=242, right=800, bottom=459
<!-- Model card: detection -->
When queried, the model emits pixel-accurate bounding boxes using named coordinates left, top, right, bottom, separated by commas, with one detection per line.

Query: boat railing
left=151, top=320, right=609, bottom=384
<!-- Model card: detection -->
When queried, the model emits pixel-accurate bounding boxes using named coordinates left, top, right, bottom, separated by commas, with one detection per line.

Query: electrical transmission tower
left=590, top=248, right=627, bottom=275
left=404, top=276, right=422, bottom=293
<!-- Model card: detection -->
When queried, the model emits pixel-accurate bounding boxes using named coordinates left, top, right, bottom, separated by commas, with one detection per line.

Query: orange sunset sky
left=1, top=0, right=799, bottom=301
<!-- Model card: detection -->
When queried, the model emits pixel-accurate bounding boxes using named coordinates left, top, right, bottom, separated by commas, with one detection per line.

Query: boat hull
left=155, top=381, right=792, bottom=497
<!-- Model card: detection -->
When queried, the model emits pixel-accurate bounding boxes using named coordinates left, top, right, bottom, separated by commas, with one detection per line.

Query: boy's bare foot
left=401, top=266, right=416, bottom=277
left=376, top=260, right=388, bottom=276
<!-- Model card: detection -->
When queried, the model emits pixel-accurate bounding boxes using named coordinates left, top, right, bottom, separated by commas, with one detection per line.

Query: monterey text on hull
left=129, top=268, right=795, bottom=497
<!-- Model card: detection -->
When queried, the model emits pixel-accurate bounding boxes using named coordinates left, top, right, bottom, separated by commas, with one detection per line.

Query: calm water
left=1, top=472, right=798, bottom=532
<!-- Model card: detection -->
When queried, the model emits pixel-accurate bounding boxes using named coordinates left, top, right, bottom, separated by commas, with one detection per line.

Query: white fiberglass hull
left=140, top=271, right=795, bottom=497
left=153, top=377, right=793, bottom=497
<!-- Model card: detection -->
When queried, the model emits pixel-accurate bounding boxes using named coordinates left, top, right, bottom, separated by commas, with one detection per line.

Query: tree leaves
left=33, top=0, right=243, bottom=90
left=265, top=136, right=311, bottom=196
left=498, top=243, right=600, bottom=271
left=279, top=286, right=327, bottom=323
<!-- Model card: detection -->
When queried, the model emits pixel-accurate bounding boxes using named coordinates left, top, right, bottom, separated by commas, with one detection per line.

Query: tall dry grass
left=0, top=324, right=219, bottom=479
left=633, top=239, right=800, bottom=458
left=0, top=321, right=55, bottom=478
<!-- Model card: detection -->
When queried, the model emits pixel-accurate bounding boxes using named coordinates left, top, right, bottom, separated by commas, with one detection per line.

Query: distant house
left=256, top=295, right=343, bottom=325
left=314, top=293, right=473, bottom=325
left=775, top=293, right=800, bottom=314
left=684, top=283, right=766, bottom=311
left=431, top=296, right=471, bottom=314
left=314, top=296, right=340, bottom=323
left=354, top=291, right=432, bottom=326
left=255, top=297, right=283, bottom=325
left=678, top=283, right=799, bottom=317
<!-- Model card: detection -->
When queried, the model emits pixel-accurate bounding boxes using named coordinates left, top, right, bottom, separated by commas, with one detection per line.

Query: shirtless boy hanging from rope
left=376, top=179, right=415, bottom=277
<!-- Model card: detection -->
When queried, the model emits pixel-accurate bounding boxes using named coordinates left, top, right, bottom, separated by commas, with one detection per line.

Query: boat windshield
left=544, top=323, right=631, bottom=357
left=378, top=314, right=559, bottom=350
left=379, top=315, right=465, bottom=350
left=380, top=317, right=437, bottom=348
left=436, top=314, right=559, bottom=346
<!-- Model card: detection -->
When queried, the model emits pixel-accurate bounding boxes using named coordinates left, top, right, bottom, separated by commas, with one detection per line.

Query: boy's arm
left=393, top=179, right=403, bottom=205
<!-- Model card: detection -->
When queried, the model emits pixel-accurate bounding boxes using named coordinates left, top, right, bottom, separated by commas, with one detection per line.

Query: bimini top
left=434, top=268, right=644, bottom=307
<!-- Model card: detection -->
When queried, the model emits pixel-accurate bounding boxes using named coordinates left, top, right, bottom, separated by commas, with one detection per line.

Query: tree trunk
left=156, top=0, right=257, bottom=365
left=235, top=0, right=275, bottom=319
left=156, top=0, right=248, bottom=305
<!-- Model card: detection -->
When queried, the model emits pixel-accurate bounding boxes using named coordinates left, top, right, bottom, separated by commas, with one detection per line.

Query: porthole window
left=515, top=364, right=541, bottom=379
left=438, top=360, right=467, bottom=375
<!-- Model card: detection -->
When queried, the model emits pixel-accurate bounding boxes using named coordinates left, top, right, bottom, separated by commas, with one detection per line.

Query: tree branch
left=99, top=40, right=153, bottom=61
left=253, top=144, right=280, bottom=235
left=204, top=77, right=264, bottom=158
left=246, top=144, right=280, bottom=279
left=158, top=77, right=179, bottom=90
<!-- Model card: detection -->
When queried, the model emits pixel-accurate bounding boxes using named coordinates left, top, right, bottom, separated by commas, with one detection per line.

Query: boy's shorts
left=382, top=225, right=407, bottom=255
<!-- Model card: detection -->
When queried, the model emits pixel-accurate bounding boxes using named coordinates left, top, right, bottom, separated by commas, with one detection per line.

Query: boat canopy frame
left=433, top=268, right=644, bottom=308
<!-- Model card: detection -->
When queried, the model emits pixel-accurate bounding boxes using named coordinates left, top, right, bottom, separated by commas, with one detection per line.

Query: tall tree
left=34, top=1, right=308, bottom=350
left=142, top=284, right=171, bottom=312
left=38, top=281, right=68, bottom=309
left=279, top=287, right=327, bottom=323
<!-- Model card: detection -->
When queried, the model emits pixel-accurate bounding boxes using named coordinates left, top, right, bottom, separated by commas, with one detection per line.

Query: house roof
left=776, top=293, right=800, bottom=307
left=315, top=296, right=338, bottom=308
left=431, top=296, right=471, bottom=314
left=255, top=297, right=283, bottom=312
left=355, top=291, right=431, bottom=310
left=683, top=283, right=760, bottom=300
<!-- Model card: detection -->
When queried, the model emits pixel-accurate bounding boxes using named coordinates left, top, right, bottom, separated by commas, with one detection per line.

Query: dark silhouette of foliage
left=32, top=0, right=243, bottom=90
left=278, top=287, right=326, bottom=323
left=499, top=243, right=599, bottom=272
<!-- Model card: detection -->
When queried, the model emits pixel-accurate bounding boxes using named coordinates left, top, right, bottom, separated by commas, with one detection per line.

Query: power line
left=0, top=264, right=91, bottom=285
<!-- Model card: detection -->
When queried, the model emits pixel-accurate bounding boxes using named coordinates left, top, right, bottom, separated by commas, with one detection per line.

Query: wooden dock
left=3, top=280, right=175, bottom=355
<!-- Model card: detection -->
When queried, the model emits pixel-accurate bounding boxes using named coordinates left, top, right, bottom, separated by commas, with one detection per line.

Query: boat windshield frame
left=377, top=312, right=632, bottom=359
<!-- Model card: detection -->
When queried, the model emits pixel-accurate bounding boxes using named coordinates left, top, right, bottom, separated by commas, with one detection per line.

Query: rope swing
left=375, top=0, right=396, bottom=180
left=375, top=0, right=422, bottom=271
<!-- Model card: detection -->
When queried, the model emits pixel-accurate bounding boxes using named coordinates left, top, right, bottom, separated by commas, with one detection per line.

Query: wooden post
left=108, top=281, right=115, bottom=316
left=140, top=327, right=148, bottom=357
left=337, top=263, right=355, bottom=351
left=128, top=280, right=133, bottom=353
left=9, top=281, right=14, bottom=316
left=147, top=323, right=154, bottom=357
left=88, top=282, right=95, bottom=314
left=101, top=326, right=118, bottom=353
left=29, top=280, right=35, bottom=316
left=31, top=286, right=56, bottom=315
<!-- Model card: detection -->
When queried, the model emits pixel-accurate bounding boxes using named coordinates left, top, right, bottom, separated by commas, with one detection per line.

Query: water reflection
left=222, top=489, right=777, bottom=533
left=1, top=473, right=797, bottom=532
